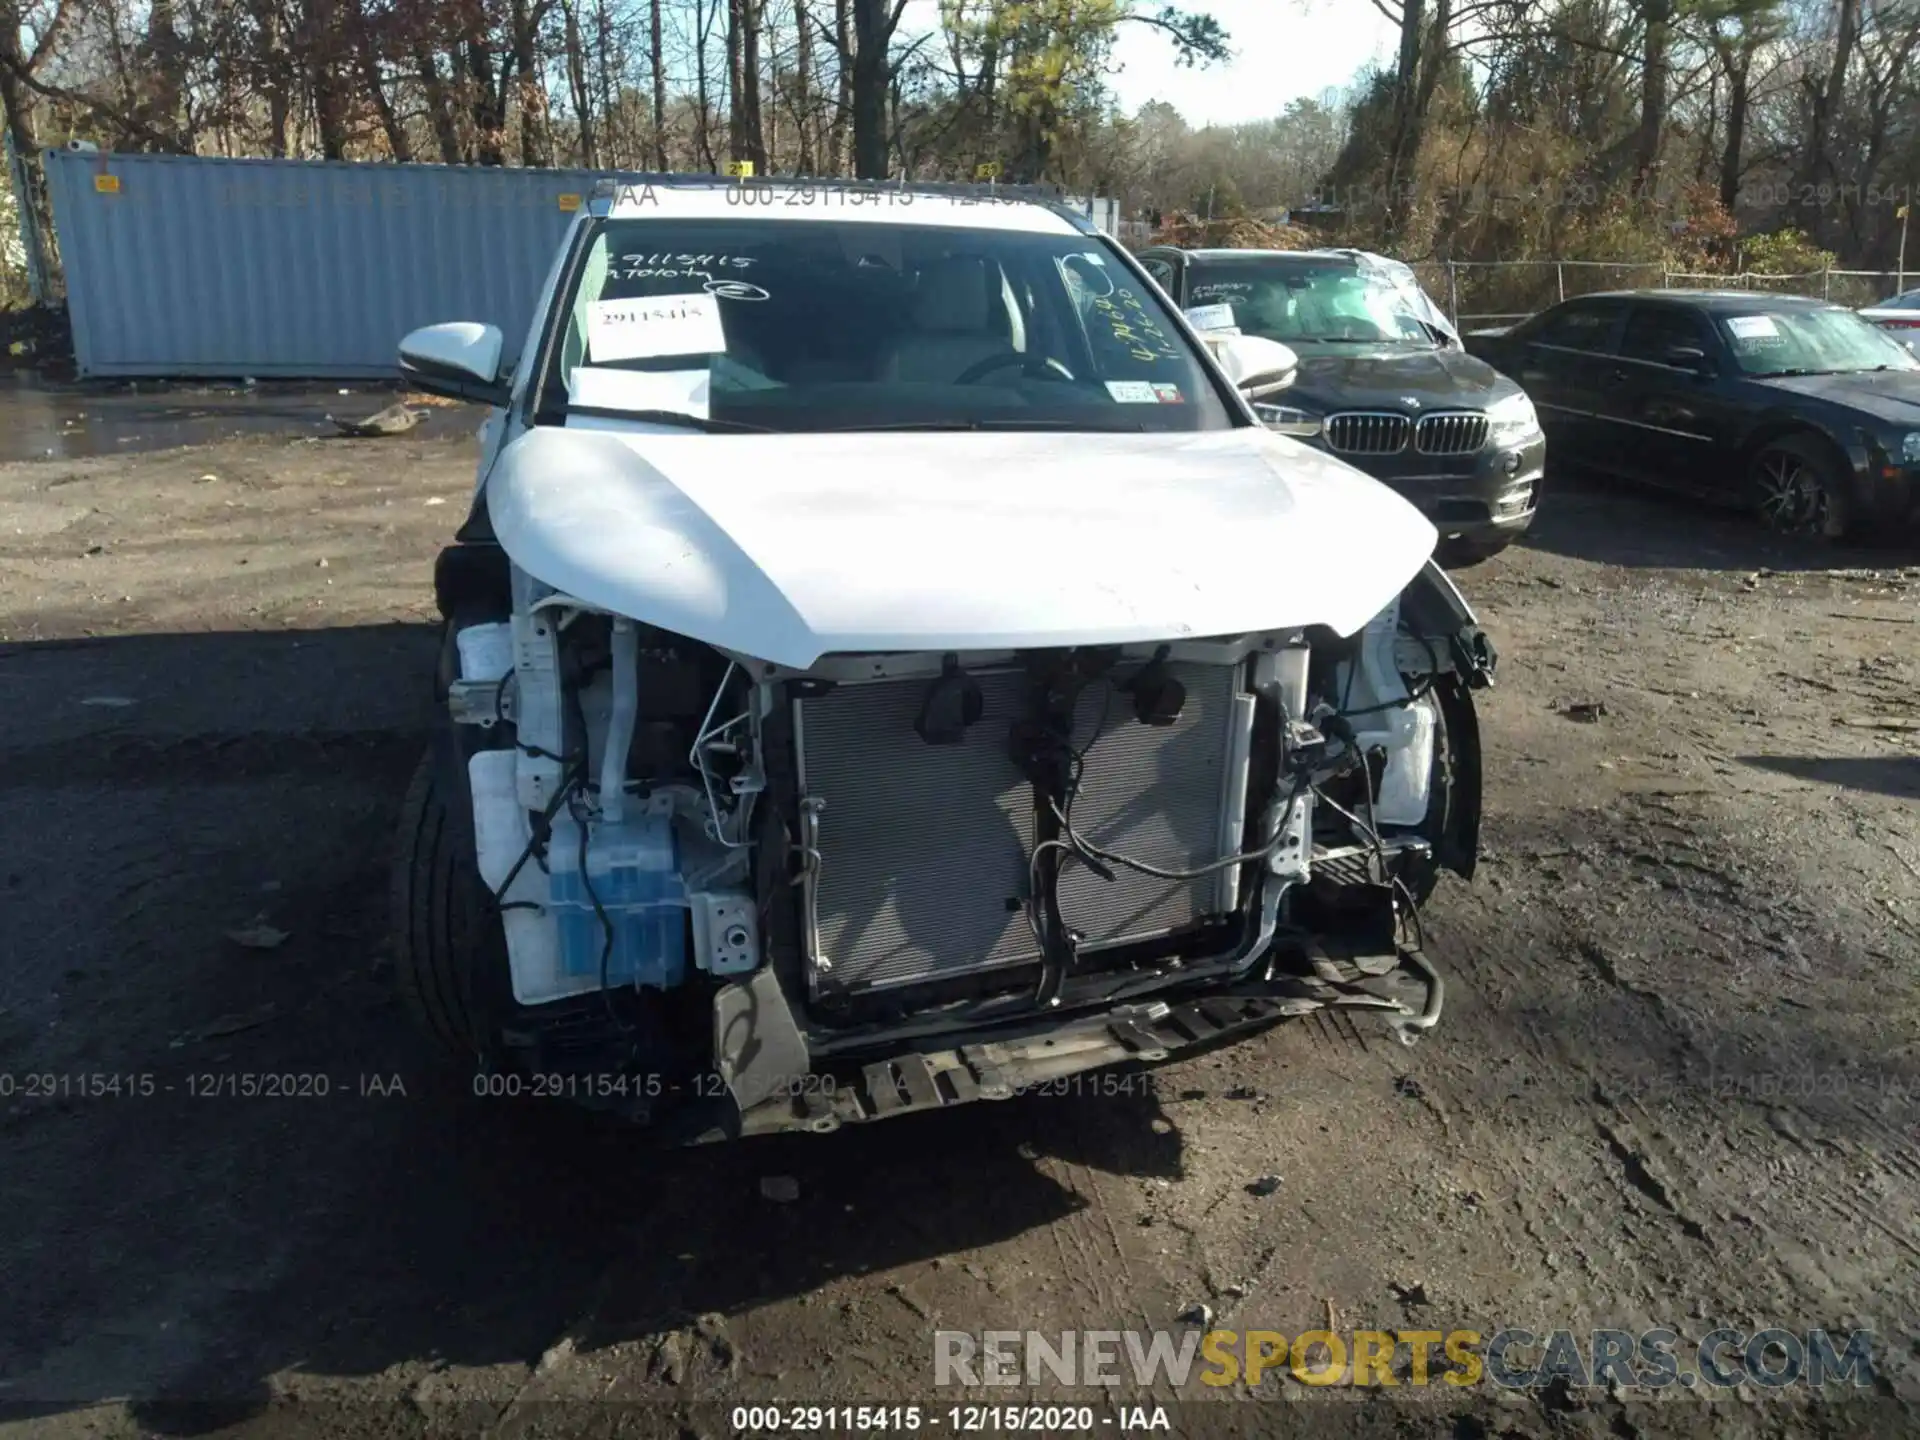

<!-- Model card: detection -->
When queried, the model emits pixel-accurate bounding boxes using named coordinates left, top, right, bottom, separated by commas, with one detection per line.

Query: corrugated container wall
left=43, top=151, right=1123, bottom=379
left=44, top=151, right=616, bottom=379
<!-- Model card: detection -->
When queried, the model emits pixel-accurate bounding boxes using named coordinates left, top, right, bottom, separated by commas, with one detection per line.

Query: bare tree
left=1797, top=0, right=1860, bottom=194
left=562, top=0, right=597, bottom=164
left=726, top=0, right=764, bottom=166
left=0, top=0, right=72, bottom=294
left=650, top=0, right=668, bottom=164
left=1705, top=0, right=1785, bottom=211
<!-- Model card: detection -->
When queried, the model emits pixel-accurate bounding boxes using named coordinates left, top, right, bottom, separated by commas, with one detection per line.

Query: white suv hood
left=485, top=423, right=1438, bottom=669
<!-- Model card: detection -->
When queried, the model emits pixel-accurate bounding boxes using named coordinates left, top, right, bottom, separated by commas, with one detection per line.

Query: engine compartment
left=438, top=554, right=1493, bottom=1126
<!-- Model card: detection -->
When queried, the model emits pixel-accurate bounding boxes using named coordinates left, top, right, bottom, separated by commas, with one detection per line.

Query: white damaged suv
left=391, top=177, right=1497, bottom=1140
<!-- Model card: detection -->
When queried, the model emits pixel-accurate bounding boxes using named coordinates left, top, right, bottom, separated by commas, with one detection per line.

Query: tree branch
left=23, top=0, right=76, bottom=72
left=0, top=58, right=191, bottom=150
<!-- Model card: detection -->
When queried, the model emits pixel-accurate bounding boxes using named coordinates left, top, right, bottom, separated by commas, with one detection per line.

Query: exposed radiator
left=795, top=660, right=1252, bottom=996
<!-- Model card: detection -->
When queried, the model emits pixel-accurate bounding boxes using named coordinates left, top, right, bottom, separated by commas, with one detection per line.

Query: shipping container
left=43, top=151, right=1119, bottom=379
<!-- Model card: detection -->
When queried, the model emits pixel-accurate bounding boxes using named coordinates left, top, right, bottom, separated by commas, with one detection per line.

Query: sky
left=895, top=0, right=1399, bottom=129
left=1106, top=0, right=1399, bottom=126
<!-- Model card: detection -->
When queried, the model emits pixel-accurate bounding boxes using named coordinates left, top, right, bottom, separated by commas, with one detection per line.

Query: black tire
left=1750, top=434, right=1850, bottom=539
left=391, top=745, right=502, bottom=1062
left=1436, top=536, right=1512, bottom=568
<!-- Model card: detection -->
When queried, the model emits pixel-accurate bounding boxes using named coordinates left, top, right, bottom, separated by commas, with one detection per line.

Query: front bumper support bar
left=731, top=945, right=1445, bottom=1138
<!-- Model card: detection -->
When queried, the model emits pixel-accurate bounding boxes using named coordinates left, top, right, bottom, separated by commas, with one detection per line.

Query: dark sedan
left=1141, top=246, right=1545, bottom=563
left=1467, top=290, right=1920, bottom=539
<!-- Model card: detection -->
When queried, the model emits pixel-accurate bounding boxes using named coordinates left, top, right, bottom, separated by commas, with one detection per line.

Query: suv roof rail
left=588, top=174, right=1068, bottom=200
left=585, top=174, right=1102, bottom=234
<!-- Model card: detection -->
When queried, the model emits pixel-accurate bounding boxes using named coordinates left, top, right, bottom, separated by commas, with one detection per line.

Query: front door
left=1603, top=303, right=1728, bottom=494
left=1513, top=300, right=1626, bottom=468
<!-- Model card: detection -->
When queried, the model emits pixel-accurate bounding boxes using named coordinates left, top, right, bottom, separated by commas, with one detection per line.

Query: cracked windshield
left=1184, top=257, right=1449, bottom=350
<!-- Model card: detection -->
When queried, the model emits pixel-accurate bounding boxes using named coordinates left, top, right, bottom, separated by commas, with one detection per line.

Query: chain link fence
left=1441, top=260, right=1910, bottom=329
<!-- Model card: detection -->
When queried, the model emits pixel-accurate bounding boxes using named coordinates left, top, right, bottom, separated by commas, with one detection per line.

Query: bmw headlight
left=1486, top=390, right=1541, bottom=446
left=1253, top=403, right=1322, bottom=438
left=1901, top=431, right=1920, bottom=466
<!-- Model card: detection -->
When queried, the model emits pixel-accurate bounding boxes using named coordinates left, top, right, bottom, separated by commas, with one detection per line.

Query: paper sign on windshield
left=568, top=365, right=711, bottom=418
left=1726, top=315, right=1780, bottom=340
left=588, top=293, right=727, bottom=362
left=1184, top=303, right=1238, bottom=333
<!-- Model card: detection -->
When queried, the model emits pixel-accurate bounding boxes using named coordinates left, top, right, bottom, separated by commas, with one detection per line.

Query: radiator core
left=795, top=659, right=1250, bottom=996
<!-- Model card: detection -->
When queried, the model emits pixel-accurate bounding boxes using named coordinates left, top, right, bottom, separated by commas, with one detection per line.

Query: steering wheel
left=954, top=352, right=1076, bottom=385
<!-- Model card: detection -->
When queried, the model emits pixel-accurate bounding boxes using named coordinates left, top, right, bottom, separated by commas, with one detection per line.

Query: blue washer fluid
left=545, top=811, right=690, bottom=990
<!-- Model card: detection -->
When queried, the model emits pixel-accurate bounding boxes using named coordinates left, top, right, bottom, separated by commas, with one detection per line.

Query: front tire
left=391, top=746, right=501, bottom=1061
left=1751, top=435, right=1850, bottom=539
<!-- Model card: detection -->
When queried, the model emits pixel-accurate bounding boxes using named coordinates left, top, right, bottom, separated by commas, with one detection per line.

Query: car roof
left=1559, top=289, right=1839, bottom=311
left=593, top=178, right=1088, bottom=236
left=1152, top=247, right=1362, bottom=263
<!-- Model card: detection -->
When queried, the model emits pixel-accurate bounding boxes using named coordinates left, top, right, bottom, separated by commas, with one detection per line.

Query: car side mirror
left=1665, top=345, right=1714, bottom=376
left=399, top=322, right=510, bottom=407
left=1206, top=333, right=1298, bottom=399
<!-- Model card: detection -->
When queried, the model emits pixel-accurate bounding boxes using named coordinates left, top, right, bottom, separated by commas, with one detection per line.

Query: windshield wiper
left=567, top=405, right=773, bottom=432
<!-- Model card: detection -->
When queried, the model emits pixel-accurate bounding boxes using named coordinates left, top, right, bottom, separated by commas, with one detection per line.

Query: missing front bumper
left=725, top=945, right=1446, bottom=1139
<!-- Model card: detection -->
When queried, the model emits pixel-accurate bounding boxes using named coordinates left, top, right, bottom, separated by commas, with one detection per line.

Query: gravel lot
left=1, top=422, right=1917, bottom=1440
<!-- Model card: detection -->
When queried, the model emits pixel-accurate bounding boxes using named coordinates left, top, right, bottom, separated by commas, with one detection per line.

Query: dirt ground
left=1, top=420, right=1917, bottom=1440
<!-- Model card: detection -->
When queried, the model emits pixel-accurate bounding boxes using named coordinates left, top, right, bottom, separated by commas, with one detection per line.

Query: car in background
left=1860, top=288, right=1920, bottom=352
left=1138, top=245, right=1545, bottom=565
left=1465, top=290, right=1920, bottom=539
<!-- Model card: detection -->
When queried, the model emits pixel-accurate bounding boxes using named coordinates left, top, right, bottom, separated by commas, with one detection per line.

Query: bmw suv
left=1139, top=246, right=1545, bottom=564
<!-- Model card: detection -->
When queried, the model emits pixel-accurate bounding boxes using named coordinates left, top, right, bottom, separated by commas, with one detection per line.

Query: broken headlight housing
left=1486, top=390, right=1540, bottom=447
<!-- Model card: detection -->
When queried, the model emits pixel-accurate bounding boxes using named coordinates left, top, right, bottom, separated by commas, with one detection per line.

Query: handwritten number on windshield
left=1092, top=286, right=1181, bottom=365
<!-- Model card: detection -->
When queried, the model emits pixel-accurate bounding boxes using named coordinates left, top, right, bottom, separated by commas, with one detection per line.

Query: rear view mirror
left=1060, top=253, right=1116, bottom=298
left=1206, top=333, right=1298, bottom=399
left=399, top=322, right=510, bottom=406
